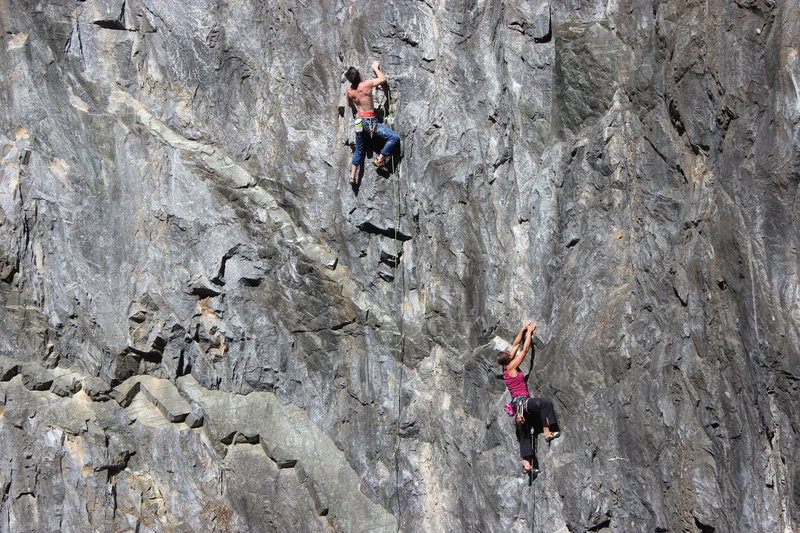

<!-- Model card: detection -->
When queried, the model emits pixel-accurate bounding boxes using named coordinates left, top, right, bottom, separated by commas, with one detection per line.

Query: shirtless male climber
left=345, top=61, right=400, bottom=184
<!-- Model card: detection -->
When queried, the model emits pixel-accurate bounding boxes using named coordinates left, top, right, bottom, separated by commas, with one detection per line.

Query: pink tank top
left=503, top=369, right=529, bottom=397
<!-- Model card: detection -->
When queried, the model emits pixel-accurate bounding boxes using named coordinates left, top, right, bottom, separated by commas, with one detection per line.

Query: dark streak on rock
left=356, top=222, right=411, bottom=242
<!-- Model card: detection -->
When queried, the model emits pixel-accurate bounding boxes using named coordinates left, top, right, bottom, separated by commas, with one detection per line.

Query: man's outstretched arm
left=368, top=60, right=386, bottom=87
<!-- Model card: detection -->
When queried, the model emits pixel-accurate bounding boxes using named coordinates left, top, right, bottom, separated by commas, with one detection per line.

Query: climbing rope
left=530, top=344, right=537, bottom=533
left=531, top=477, right=537, bottom=533
left=388, top=85, right=406, bottom=533
left=368, top=75, right=404, bottom=531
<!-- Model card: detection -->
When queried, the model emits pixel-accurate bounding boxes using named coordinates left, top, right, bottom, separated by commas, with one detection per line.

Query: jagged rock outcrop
left=0, top=0, right=798, bottom=531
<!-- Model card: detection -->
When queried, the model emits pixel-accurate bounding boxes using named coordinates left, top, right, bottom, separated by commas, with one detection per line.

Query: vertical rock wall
left=0, top=0, right=797, bottom=531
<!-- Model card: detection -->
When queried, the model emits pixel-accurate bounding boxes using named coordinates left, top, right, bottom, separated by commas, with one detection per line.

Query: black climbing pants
left=515, top=397, right=559, bottom=459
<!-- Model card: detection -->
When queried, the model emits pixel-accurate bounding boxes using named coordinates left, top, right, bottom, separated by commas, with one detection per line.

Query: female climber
left=497, top=321, right=560, bottom=473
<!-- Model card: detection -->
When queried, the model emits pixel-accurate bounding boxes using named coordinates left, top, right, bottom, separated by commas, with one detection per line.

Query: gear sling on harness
left=511, top=395, right=529, bottom=420
left=354, top=110, right=376, bottom=134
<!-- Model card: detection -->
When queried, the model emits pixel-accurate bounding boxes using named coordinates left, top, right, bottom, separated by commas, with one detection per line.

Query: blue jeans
left=352, top=117, right=399, bottom=166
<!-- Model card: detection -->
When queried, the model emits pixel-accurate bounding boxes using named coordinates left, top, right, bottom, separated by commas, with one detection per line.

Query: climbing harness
left=512, top=395, right=530, bottom=423
left=354, top=111, right=378, bottom=135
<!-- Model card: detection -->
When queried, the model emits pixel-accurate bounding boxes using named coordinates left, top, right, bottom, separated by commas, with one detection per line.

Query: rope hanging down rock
left=388, top=86, right=407, bottom=533
left=366, top=78, right=405, bottom=531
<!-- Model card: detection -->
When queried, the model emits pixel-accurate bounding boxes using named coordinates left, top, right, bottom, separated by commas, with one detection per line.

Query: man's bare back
left=346, top=60, right=385, bottom=114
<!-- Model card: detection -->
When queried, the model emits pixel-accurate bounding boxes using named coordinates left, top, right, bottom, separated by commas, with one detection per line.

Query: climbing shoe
left=373, top=156, right=388, bottom=168
left=545, top=431, right=561, bottom=443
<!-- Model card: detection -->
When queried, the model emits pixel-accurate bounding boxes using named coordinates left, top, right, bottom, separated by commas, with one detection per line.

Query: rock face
left=0, top=0, right=798, bottom=531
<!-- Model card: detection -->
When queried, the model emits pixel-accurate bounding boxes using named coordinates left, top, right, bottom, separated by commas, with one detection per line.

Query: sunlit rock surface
left=0, top=1, right=798, bottom=531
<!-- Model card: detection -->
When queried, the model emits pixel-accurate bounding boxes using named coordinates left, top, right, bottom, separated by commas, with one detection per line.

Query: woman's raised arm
left=508, top=323, right=536, bottom=371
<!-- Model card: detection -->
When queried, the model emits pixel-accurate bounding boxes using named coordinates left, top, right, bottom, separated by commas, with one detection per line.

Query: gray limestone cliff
left=0, top=1, right=798, bottom=532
